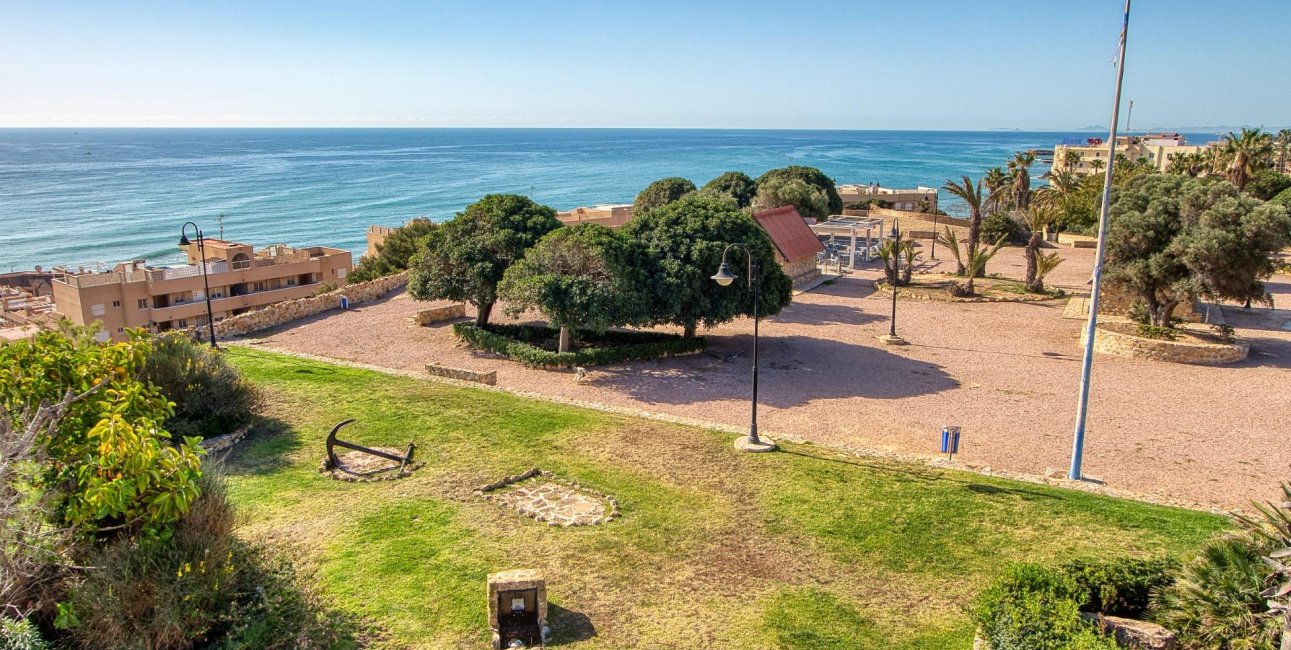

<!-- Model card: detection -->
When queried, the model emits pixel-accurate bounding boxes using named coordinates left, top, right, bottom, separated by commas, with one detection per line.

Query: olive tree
left=407, top=194, right=560, bottom=325
left=1105, top=174, right=1291, bottom=327
left=498, top=224, right=646, bottom=353
left=700, top=171, right=757, bottom=208
left=633, top=177, right=696, bottom=215
left=751, top=177, right=830, bottom=222
left=755, top=165, right=843, bottom=215
left=621, top=194, right=792, bottom=338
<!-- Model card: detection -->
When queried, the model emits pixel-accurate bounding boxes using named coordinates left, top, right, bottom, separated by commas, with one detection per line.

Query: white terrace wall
left=211, top=271, right=408, bottom=338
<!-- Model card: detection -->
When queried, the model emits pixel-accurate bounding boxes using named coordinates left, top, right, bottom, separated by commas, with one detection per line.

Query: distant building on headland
left=1052, top=133, right=1213, bottom=177
left=556, top=204, right=634, bottom=228
left=752, top=206, right=825, bottom=287
left=52, top=240, right=352, bottom=342
left=836, top=184, right=938, bottom=213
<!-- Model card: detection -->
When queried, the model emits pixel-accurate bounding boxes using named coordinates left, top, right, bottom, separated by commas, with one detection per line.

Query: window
left=253, top=281, right=266, bottom=292
left=94, top=331, right=110, bottom=343
left=90, top=303, right=105, bottom=317
left=269, top=278, right=283, bottom=290
left=193, top=289, right=205, bottom=301
left=177, top=319, right=189, bottom=328
left=112, top=300, right=121, bottom=308
left=116, top=327, right=124, bottom=333
left=336, top=268, right=347, bottom=281
left=137, top=299, right=149, bottom=310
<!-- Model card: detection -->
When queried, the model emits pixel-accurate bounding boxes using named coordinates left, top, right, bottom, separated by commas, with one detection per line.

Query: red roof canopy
left=752, top=206, right=825, bottom=262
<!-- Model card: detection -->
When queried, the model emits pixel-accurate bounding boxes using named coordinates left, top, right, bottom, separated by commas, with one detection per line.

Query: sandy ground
left=241, top=245, right=1291, bottom=509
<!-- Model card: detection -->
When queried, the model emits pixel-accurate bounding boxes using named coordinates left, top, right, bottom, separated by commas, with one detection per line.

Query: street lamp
left=179, top=222, right=218, bottom=348
left=711, top=243, right=776, bottom=453
left=879, top=220, right=907, bottom=346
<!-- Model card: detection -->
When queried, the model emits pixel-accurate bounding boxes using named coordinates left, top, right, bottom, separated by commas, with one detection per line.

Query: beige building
left=836, top=184, right=939, bottom=213
left=1052, top=132, right=1212, bottom=177
left=556, top=204, right=634, bottom=228
left=52, top=240, right=352, bottom=341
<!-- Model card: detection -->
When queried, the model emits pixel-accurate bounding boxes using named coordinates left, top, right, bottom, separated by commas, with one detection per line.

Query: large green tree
left=1244, top=170, right=1291, bottom=202
left=700, top=171, right=758, bottom=209
left=633, top=177, right=696, bottom=214
left=1105, top=174, right=1291, bottom=326
left=750, top=176, right=829, bottom=222
left=498, top=224, right=646, bottom=353
left=755, top=165, right=843, bottom=215
left=407, top=194, right=561, bottom=325
left=621, top=194, right=792, bottom=338
left=348, top=218, right=438, bottom=283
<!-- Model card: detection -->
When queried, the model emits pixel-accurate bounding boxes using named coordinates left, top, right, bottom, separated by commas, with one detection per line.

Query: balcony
left=147, top=282, right=321, bottom=322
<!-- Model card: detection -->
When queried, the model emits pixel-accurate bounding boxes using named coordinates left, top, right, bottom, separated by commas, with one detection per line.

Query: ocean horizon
left=0, top=127, right=1217, bottom=272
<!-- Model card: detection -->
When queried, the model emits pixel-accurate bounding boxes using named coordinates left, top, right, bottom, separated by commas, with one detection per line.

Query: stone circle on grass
left=318, top=448, right=423, bottom=482
left=476, top=468, right=619, bottom=527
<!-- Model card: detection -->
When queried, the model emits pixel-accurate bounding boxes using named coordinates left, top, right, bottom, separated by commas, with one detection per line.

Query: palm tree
left=1020, top=206, right=1062, bottom=293
left=982, top=166, right=1010, bottom=213
left=1089, top=158, right=1106, bottom=173
left=1274, top=129, right=1291, bottom=173
left=1063, top=150, right=1082, bottom=171
left=942, top=175, right=986, bottom=277
left=1220, top=128, right=1274, bottom=191
left=1008, top=151, right=1037, bottom=211
left=1168, top=152, right=1206, bottom=177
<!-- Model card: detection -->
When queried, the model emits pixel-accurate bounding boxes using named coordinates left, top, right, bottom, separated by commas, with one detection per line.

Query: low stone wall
left=426, top=362, right=497, bottom=385
left=415, top=303, right=466, bottom=325
left=1058, top=232, right=1098, bottom=248
left=1082, top=325, right=1249, bottom=365
left=212, top=271, right=408, bottom=338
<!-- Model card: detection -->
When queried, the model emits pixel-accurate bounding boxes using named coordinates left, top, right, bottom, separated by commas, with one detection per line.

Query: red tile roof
left=752, top=206, right=825, bottom=262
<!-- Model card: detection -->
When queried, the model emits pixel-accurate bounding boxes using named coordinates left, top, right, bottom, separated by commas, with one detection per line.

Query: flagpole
left=1070, top=0, right=1131, bottom=481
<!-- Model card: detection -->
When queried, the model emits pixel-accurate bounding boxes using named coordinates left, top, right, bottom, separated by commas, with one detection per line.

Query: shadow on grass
left=221, top=416, right=305, bottom=477
left=547, top=602, right=596, bottom=645
left=777, top=447, right=1058, bottom=501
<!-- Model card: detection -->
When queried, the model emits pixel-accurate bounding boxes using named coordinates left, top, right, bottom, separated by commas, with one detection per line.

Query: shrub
left=973, top=564, right=1117, bottom=650
left=981, top=212, right=1026, bottom=245
left=1059, top=557, right=1177, bottom=618
left=700, top=171, right=757, bottom=209
left=1245, top=170, right=1291, bottom=201
left=1135, top=324, right=1178, bottom=341
left=62, top=473, right=359, bottom=650
left=141, top=333, right=261, bottom=440
left=751, top=177, right=830, bottom=222
left=454, top=322, right=705, bottom=368
left=755, top=165, right=844, bottom=215
left=1151, top=537, right=1282, bottom=648
left=0, top=618, right=50, bottom=650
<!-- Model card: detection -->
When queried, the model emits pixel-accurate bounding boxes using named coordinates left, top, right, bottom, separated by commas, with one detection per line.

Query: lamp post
left=879, top=220, right=907, bottom=345
left=179, top=222, right=218, bottom=348
left=711, top=243, right=776, bottom=453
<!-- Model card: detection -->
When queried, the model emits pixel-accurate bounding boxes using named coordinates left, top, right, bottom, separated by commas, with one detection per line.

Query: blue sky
left=2, top=0, right=1287, bottom=130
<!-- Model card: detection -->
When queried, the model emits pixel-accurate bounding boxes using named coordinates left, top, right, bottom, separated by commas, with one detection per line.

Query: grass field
left=222, top=347, right=1227, bottom=649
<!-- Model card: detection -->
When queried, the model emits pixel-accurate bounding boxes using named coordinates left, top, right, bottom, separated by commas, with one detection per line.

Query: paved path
left=241, top=246, right=1291, bottom=509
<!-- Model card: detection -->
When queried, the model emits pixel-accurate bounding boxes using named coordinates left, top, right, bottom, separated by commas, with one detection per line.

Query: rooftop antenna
left=1126, top=100, right=1134, bottom=135
left=1069, top=0, right=1132, bottom=482
left=217, top=213, right=226, bottom=240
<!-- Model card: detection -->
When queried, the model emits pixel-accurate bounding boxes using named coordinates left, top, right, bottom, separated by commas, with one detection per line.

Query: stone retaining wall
left=212, top=271, right=408, bottom=338
left=870, top=206, right=972, bottom=229
left=1082, top=325, right=1249, bottom=365
left=426, top=362, right=497, bottom=385
left=1058, top=232, right=1098, bottom=248
left=415, top=303, right=466, bottom=325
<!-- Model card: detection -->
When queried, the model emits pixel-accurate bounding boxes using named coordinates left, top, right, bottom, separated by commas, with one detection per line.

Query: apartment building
left=1051, top=132, right=1212, bottom=176
left=836, top=184, right=939, bottom=213
left=52, top=239, right=352, bottom=341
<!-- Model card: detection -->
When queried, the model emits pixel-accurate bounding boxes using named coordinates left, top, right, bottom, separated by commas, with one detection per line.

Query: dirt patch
left=879, top=274, right=1064, bottom=303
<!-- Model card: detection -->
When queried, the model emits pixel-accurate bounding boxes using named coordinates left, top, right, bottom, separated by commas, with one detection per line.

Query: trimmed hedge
left=453, top=323, right=705, bottom=368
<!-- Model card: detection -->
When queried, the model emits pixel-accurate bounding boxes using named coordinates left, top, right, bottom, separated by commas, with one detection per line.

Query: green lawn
left=223, top=347, right=1226, bottom=649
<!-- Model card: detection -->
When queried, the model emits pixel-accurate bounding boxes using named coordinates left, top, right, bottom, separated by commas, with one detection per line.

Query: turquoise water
left=0, top=128, right=1209, bottom=271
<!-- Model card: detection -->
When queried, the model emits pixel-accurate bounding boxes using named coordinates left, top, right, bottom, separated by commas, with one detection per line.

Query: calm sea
left=0, top=128, right=1214, bottom=271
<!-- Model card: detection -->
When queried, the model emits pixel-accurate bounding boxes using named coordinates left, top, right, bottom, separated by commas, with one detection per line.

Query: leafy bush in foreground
left=973, top=564, right=1117, bottom=650
left=1059, top=557, right=1177, bottom=619
left=1151, top=537, right=1282, bottom=649
left=454, top=322, right=704, bottom=368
